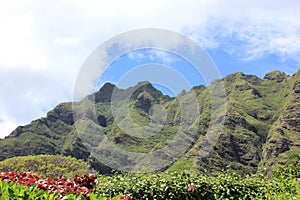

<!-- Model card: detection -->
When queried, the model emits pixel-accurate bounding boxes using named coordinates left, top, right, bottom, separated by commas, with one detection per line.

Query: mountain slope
left=261, top=70, right=300, bottom=171
left=0, top=70, right=299, bottom=174
left=184, top=70, right=297, bottom=174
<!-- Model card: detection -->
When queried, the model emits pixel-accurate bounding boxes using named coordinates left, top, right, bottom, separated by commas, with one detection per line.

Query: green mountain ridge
left=0, top=69, right=299, bottom=174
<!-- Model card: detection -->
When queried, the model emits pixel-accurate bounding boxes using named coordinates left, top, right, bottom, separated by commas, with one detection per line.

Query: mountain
left=0, top=70, right=299, bottom=174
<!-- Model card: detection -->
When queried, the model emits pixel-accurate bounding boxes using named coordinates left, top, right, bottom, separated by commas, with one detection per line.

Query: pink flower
left=187, top=183, right=195, bottom=192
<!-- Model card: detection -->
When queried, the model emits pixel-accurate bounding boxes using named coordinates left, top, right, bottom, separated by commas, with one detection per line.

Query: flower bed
left=0, top=172, right=131, bottom=200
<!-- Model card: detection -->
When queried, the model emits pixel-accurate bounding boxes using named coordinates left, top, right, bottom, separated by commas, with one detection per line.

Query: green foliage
left=1, top=171, right=299, bottom=199
left=272, top=154, right=300, bottom=179
left=0, top=181, right=59, bottom=200
left=0, top=180, right=109, bottom=200
left=166, top=157, right=193, bottom=173
left=1, top=154, right=300, bottom=199
left=0, top=155, right=94, bottom=179
left=95, top=171, right=300, bottom=200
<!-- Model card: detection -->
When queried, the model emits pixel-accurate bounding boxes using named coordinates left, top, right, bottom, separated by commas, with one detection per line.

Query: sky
left=0, top=0, right=300, bottom=138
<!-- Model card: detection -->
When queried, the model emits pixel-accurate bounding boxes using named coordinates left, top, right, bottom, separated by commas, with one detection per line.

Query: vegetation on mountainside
left=0, top=70, right=299, bottom=175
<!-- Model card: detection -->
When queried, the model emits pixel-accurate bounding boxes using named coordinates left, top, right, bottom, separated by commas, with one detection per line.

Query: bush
left=272, top=154, right=300, bottom=179
left=95, top=171, right=300, bottom=200
left=0, top=155, right=94, bottom=179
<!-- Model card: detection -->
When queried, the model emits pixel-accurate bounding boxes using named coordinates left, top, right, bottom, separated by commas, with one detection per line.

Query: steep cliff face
left=184, top=70, right=299, bottom=174
left=261, top=70, right=300, bottom=171
left=0, top=70, right=299, bottom=174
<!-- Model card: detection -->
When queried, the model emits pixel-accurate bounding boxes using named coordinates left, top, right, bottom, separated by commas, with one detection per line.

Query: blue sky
left=96, top=47, right=299, bottom=97
left=0, top=0, right=300, bottom=138
left=96, top=48, right=207, bottom=96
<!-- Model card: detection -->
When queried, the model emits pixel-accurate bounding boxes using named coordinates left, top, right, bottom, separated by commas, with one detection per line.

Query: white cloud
left=184, top=0, right=300, bottom=62
left=53, top=37, right=81, bottom=47
left=0, top=0, right=299, bottom=137
left=151, top=50, right=179, bottom=64
left=127, top=51, right=146, bottom=61
left=0, top=118, right=18, bottom=139
left=0, top=2, right=47, bottom=69
left=127, top=49, right=180, bottom=64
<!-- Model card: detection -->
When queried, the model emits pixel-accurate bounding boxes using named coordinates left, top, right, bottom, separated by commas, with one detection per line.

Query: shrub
left=0, top=155, right=94, bottom=179
left=95, top=171, right=300, bottom=199
left=272, top=154, right=300, bottom=179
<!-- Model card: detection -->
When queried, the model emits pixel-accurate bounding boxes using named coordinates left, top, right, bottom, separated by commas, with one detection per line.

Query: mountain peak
left=135, top=81, right=157, bottom=91
left=99, top=82, right=116, bottom=91
left=224, top=72, right=245, bottom=82
left=263, top=70, right=287, bottom=82
left=129, top=81, right=163, bottom=100
left=93, top=82, right=117, bottom=102
left=137, top=80, right=151, bottom=86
